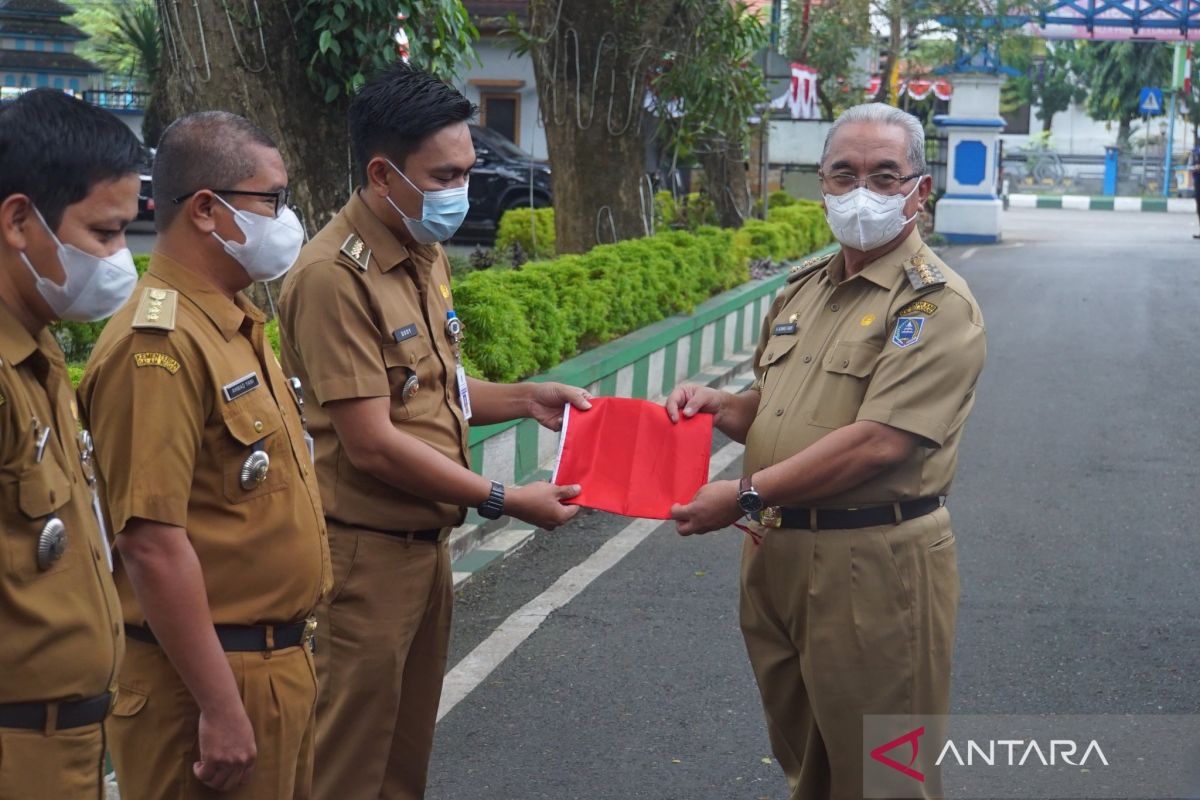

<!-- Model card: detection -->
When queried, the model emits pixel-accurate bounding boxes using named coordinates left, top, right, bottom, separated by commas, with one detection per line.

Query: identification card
left=456, top=363, right=472, bottom=421
left=303, top=431, right=315, bottom=464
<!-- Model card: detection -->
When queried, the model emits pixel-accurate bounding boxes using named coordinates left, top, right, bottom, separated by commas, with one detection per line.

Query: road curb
left=1008, top=193, right=1192, bottom=213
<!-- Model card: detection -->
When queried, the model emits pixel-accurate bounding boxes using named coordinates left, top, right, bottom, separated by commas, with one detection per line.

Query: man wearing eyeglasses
left=79, top=111, right=330, bottom=800
left=665, top=103, right=986, bottom=799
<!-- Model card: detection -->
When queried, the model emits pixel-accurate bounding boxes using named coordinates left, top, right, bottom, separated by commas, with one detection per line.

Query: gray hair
left=820, top=103, right=927, bottom=175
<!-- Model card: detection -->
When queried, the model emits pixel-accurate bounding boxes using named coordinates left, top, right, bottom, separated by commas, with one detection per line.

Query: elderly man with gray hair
left=665, top=103, right=987, bottom=799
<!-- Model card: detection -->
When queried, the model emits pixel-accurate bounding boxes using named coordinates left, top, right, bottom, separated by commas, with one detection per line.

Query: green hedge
left=457, top=206, right=833, bottom=382
left=495, top=207, right=555, bottom=263
left=52, top=254, right=151, bottom=364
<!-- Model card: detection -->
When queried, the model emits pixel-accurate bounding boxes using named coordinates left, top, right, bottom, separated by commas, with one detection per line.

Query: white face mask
left=212, top=195, right=305, bottom=282
left=823, top=180, right=921, bottom=252
left=19, top=206, right=138, bottom=322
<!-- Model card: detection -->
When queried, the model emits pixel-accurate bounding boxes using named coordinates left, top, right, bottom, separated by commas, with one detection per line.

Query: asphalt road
left=425, top=208, right=1200, bottom=799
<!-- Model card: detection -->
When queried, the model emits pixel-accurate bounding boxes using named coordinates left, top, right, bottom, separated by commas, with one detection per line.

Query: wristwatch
left=737, top=475, right=764, bottom=515
left=478, top=480, right=506, bottom=520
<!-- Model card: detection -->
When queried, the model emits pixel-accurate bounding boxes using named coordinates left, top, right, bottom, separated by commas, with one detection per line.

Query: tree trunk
left=155, top=0, right=350, bottom=235
left=1041, top=111, right=1053, bottom=134
left=698, top=143, right=751, bottom=228
left=528, top=0, right=673, bottom=254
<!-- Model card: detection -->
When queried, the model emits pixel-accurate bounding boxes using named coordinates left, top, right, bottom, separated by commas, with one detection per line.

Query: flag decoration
left=771, top=63, right=820, bottom=120
left=552, top=397, right=713, bottom=520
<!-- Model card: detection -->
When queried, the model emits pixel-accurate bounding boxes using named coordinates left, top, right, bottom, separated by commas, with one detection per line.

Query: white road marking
left=437, top=439, right=746, bottom=721
left=961, top=247, right=978, bottom=260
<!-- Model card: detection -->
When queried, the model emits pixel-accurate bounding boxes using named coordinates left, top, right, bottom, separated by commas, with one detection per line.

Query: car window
left=471, top=125, right=533, bottom=161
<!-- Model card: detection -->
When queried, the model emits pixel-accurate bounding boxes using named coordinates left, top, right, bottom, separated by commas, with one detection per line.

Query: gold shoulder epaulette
left=787, top=252, right=834, bottom=284
left=903, top=253, right=946, bottom=293
left=131, top=287, right=177, bottom=332
left=339, top=233, right=371, bottom=272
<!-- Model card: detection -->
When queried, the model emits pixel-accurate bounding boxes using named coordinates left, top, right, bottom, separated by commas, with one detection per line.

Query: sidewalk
left=1008, top=194, right=1194, bottom=213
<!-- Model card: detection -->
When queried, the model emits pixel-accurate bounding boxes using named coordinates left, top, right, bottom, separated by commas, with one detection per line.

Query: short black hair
left=152, top=111, right=278, bottom=231
left=0, top=89, right=144, bottom=230
left=348, top=61, right=477, bottom=186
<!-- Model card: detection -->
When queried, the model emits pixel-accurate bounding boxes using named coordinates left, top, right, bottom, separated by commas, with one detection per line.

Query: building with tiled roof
left=0, top=0, right=100, bottom=93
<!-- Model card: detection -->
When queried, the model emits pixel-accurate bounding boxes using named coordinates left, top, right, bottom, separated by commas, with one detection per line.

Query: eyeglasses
left=174, top=187, right=291, bottom=216
left=818, top=172, right=924, bottom=195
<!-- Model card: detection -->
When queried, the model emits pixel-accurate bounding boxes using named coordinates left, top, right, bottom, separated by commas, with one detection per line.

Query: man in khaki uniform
left=278, top=63, right=587, bottom=800
left=0, top=89, right=141, bottom=799
left=79, top=112, right=330, bottom=799
left=666, top=103, right=986, bottom=799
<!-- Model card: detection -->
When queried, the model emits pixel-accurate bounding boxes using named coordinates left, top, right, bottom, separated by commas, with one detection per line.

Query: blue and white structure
left=933, top=73, right=1007, bottom=244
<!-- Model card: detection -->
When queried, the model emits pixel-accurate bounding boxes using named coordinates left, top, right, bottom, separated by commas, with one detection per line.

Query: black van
left=457, top=124, right=552, bottom=242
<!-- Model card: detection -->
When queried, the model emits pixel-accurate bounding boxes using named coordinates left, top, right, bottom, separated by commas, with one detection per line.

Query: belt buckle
left=302, top=616, right=317, bottom=650
left=760, top=506, right=783, bottom=528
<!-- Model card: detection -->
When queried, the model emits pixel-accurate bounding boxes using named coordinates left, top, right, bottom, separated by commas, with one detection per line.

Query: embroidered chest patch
left=891, top=317, right=924, bottom=348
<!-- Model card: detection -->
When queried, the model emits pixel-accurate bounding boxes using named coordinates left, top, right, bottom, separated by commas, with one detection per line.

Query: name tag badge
left=773, top=323, right=798, bottom=336
left=393, top=324, right=419, bottom=343
left=456, top=364, right=472, bottom=421
left=222, top=372, right=261, bottom=402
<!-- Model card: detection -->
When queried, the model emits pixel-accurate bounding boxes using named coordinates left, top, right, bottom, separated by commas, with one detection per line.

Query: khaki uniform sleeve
left=84, top=333, right=205, bottom=533
left=856, top=291, right=986, bottom=447
left=281, top=261, right=388, bottom=405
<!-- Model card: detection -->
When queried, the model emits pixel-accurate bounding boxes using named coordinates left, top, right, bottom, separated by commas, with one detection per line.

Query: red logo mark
left=870, top=726, right=926, bottom=783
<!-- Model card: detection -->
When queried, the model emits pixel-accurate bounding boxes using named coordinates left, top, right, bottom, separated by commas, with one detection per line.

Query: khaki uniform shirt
left=278, top=192, right=469, bottom=533
left=79, top=254, right=330, bottom=627
left=745, top=231, right=986, bottom=507
left=0, top=303, right=123, bottom=703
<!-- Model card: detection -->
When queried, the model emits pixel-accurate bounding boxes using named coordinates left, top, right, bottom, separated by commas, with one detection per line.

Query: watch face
left=738, top=491, right=764, bottom=514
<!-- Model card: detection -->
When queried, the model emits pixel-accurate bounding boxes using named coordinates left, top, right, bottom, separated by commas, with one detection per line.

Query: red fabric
left=552, top=397, right=713, bottom=520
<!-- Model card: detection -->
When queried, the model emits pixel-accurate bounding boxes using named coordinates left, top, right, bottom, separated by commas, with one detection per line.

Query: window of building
left=481, top=93, right=520, bottom=146
left=53, top=77, right=63, bottom=89
left=34, top=39, right=45, bottom=52
left=36, top=73, right=48, bottom=87
left=54, top=41, right=66, bottom=53
left=4, top=75, right=14, bottom=87
left=12, top=38, right=24, bottom=51
left=69, top=78, right=79, bottom=92
left=19, top=74, right=31, bottom=87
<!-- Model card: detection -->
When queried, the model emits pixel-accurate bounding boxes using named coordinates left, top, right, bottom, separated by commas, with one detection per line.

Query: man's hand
left=507, top=481, right=583, bottom=529
left=670, top=479, right=742, bottom=536
left=664, top=384, right=724, bottom=425
left=528, top=382, right=592, bottom=431
left=193, top=704, right=257, bottom=792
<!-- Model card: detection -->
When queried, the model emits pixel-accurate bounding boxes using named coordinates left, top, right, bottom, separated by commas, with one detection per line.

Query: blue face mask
left=385, top=159, right=469, bottom=244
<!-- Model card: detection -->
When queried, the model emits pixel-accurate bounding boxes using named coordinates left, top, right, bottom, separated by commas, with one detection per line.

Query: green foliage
left=650, top=0, right=768, bottom=159
left=456, top=205, right=833, bottom=382
left=768, top=190, right=798, bottom=209
left=293, top=0, right=479, bottom=104
left=71, top=0, right=161, bottom=87
left=495, top=207, right=556, bottom=263
left=265, top=318, right=281, bottom=357
left=1003, top=39, right=1087, bottom=134
left=656, top=192, right=719, bottom=230
left=785, top=0, right=873, bottom=117
left=1078, top=42, right=1173, bottom=148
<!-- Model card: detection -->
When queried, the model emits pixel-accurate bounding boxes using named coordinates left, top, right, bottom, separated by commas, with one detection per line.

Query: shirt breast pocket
left=808, top=340, right=881, bottom=429
left=3, top=459, right=74, bottom=582
left=755, top=335, right=801, bottom=411
left=382, top=337, right=439, bottom=421
left=219, top=404, right=288, bottom=504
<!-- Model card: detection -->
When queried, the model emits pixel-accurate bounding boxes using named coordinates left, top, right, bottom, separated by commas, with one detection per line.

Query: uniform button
left=802, top=355, right=812, bottom=363
left=253, top=420, right=264, bottom=433
left=49, top=490, right=56, bottom=504
left=775, top=409, right=784, bottom=416
left=842, top=359, right=850, bottom=367
left=767, top=351, right=774, bottom=360
left=829, top=303, right=840, bottom=312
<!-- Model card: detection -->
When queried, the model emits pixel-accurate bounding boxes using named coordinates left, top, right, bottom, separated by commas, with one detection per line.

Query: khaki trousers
left=314, top=521, right=453, bottom=800
left=109, top=638, right=317, bottom=800
left=0, top=721, right=105, bottom=799
left=740, top=506, right=959, bottom=800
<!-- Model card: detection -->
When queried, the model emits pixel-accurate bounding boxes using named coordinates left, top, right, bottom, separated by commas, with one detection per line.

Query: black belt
left=125, top=619, right=315, bottom=652
left=753, top=497, right=942, bottom=530
left=326, top=522, right=444, bottom=546
left=0, top=691, right=112, bottom=731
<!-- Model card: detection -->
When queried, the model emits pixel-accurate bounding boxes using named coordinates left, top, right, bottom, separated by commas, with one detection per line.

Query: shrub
left=495, top=207, right=556, bottom=263
left=52, top=254, right=153, bottom=363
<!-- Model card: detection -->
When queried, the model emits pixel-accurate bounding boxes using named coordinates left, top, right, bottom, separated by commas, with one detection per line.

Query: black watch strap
left=478, top=480, right=505, bottom=520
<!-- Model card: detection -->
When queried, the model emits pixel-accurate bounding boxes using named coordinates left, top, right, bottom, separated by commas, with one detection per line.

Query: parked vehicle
left=456, top=124, right=552, bottom=242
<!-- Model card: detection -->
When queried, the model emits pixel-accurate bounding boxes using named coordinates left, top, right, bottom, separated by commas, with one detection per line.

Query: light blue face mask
left=384, top=159, right=469, bottom=244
